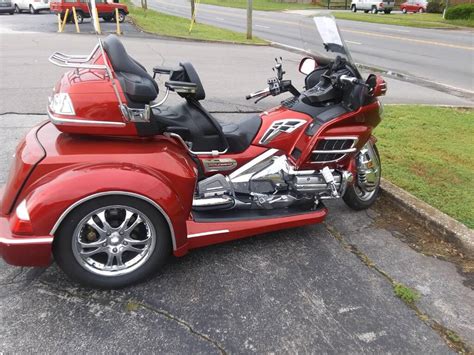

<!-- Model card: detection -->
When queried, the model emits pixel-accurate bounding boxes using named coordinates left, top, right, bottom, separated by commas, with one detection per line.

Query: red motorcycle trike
left=0, top=15, right=386, bottom=288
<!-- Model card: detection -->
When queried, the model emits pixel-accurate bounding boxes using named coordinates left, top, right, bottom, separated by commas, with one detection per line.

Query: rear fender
left=19, top=165, right=191, bottom=252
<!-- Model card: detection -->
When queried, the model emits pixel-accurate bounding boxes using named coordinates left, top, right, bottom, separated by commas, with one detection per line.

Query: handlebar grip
left=246, top=94, right=252, bottom=100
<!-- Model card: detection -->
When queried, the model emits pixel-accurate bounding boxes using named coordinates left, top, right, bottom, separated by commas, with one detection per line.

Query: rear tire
left=29, top=5, right=37, bottom=14
left=53, top=195, right=172, bottom=289
left=343, top=143, right=381, bottom=210
left=351, top=4, right=357, bottom=12
left=75, top=11, right=84, bottom=23
left=117, top=9, right=125, bottom=23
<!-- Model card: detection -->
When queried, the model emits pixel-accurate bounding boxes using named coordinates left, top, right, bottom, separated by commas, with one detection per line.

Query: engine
left=192, top=149, right=353, bottom=211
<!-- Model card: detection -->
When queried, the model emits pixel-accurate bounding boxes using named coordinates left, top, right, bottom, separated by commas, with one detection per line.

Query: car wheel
left=75, top=11, right=83, bottom=23
left=351, top=4, right=357, bottom=12
left=384, top=9, right=391, bottom=14
left=117, top=10, right=125, bottom=23
left=343, top=142, right=381, bottom=210
left=371, top=6, right=378, bottom=13
left=29, top=5, right=37, bottom=14
left=14, top=4, right=20, bottom=13
left=418, top=7, right=424, bottom=13
left=364, top=9, right=369, bottom=13
left=402, top=7, right=407, bottom=13
left=53, top=195, right=172, bottom=289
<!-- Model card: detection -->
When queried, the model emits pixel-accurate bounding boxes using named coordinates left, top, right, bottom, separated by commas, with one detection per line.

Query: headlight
left=49, top=93, right=75, bottom=116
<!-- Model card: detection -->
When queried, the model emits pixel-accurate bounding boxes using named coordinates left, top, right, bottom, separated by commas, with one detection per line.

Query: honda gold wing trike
left=0, top=14, right=386, bottom=288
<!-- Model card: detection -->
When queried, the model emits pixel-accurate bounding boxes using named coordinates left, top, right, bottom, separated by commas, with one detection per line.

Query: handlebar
left=246, top=87, right=271, bottom=100
left=339, top=75, right=367, bottom=87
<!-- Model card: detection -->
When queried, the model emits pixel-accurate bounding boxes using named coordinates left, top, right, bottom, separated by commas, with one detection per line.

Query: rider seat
left=103, top=35, right=261, bottom=153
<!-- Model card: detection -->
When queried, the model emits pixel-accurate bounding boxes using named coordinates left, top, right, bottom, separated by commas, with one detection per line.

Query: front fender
left=20, top=164, right=193, bottom=252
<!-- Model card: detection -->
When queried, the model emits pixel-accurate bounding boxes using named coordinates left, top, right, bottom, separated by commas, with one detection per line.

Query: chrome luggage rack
left=48, top=39, right=150, bottom=123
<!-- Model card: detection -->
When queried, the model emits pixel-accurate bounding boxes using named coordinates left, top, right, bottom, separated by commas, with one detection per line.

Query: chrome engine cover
left=193, top=149, right=353, bottom=211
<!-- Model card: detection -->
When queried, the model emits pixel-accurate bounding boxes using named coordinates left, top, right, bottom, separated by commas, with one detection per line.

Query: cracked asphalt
left=1, top=18, right=473, bottom=353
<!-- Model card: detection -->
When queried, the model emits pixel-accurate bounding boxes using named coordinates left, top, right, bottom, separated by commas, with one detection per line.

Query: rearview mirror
left=299, top=57, right=317, bottom=75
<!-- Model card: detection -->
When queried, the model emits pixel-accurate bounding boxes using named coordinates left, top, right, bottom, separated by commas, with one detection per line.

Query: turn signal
left=10, top=200, right=33, bottom=235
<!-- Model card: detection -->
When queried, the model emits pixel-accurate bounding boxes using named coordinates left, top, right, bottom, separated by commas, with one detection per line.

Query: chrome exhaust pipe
left=192, top=196, right=235, bottom=211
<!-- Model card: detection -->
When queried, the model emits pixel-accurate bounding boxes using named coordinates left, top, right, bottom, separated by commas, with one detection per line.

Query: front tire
left=343, top=142, right=381, bottom=210
left=53, top=195, right=172, bottom=289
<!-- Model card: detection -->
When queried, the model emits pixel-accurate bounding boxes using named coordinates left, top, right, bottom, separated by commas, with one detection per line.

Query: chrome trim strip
left=187, top=229, right=230, bottom=239
left=229, top=148, right=278, bottom=179
left=50, top=191, right=177, bottom=251
left=164, top=132, right=228, bottom=156
left=312, top=148, right=357, bottom=154
left=48, top=110, right=126, bottom=127
left=0, top=236, right=54, bottom=245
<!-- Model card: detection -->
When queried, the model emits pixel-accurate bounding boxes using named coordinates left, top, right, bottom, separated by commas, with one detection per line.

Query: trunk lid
left=1, top=122, right=47, bottom=215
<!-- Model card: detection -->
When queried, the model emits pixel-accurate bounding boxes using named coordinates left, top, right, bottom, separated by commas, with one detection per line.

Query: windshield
left=299, top=13, right=355, bottom=65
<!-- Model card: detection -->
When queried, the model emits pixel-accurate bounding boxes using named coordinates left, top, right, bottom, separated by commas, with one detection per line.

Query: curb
left=380, top=178, right=474, bottom=258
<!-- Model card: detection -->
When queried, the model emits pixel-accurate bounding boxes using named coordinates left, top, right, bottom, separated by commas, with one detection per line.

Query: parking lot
left=1, top=10, right=473, bottom=353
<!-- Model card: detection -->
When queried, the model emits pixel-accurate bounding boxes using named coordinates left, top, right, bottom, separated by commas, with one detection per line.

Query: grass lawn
left=334, top=12, right=474, bottom=28
left=125, top=0, right=266, bottom=44
left=376, top=105, right=474, bottom=228
left=198, top=0, right=321, bottom=11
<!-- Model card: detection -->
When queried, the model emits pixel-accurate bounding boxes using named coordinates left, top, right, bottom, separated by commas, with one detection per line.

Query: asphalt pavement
left=145, top=0, right=474, bottom=95
left=0, top=16, right=473, bottom=353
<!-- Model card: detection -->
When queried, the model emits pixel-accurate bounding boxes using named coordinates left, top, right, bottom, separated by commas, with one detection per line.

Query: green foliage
left=426, top=1, right=444, bottom=14
left=376, top=106, right=474, bottom=228
left=393, top=283, right=420, bottom=304
left=334, top=11, right=473, bottom=28
left=445, top=3, right=474, bottom=20
left=125, top=0, right=266, bottom=44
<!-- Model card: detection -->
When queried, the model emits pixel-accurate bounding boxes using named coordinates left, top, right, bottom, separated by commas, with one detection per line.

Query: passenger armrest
left=165, top=81, right=197, bottom=94
left=153, top=65, right=181, bottom=75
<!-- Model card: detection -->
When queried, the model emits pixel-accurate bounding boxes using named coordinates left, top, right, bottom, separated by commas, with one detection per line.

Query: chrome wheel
left=354, top=142, right=381, bottom=201
left=72, top=205, right=156, bottom=277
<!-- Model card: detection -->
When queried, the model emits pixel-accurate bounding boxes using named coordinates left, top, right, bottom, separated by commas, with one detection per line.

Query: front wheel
left=343, top=142, right=381, bottom=210
left=53, top=195, right=172, bottom=288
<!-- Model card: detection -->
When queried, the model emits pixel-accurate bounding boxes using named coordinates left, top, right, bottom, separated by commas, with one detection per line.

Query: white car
left=350, top=0, right=394, bottom=13
left=15, top=0, right=49, bottom=13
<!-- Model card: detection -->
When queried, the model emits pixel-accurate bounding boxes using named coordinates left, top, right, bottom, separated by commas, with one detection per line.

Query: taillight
left=10, top=199, right=33, bottom=235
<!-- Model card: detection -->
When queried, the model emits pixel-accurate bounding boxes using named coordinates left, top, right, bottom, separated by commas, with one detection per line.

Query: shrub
left=426, top=1, right=444, bottom=14
left=445, top=3, right=474, bottom=20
